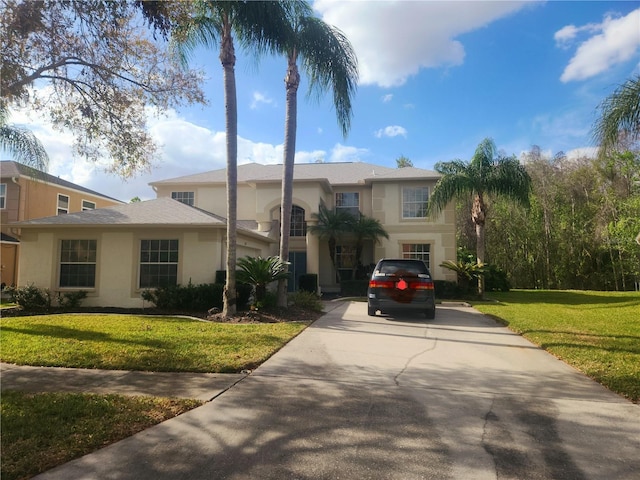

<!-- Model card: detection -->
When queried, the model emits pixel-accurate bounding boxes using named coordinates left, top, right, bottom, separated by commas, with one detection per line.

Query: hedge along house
left=14, top=161, right=456, bottom=308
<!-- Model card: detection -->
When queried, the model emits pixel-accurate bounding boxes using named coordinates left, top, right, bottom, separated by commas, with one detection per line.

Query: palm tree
left=350, top=214, right=389, bottom=278
left=0, top=101, right=49, bottom=171
left=275, top=4, right=358, bottom=306
left=426, top=138, right=531, bottom=297
left=593, top=75, right=640, bottom=158
left=173, top=1, right=290, bottom=317
left=308, top=204, right=353, bottom=283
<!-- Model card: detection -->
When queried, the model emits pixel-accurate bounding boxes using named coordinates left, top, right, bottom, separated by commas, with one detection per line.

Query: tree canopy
left=1, top=0, right=205, bottom=177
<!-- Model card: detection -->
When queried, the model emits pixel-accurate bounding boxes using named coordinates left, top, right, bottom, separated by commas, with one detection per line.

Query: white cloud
left=329, top=143, right=370, bottom=162
left=375, top=125, right=408, bottom=139
left=382, top=94, right=393, bottom=103
left=558, top=8, right=640, bottom=82
left=250, top=91, right=275, bottom=109
left=314, top=0, right=533, bottom=87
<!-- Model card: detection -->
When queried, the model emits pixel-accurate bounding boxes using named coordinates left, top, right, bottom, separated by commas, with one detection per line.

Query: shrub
left=56, top=290, right=88, bottom=311
left=340, top=279, right=368, bottom=297
left=433, top=280, right=461, bottom=299
left=6, top=284, right=52, bottom=312
left=141, top=282, right=252, bottom=311
left=298, top=274, right=318, bottom=293
left=289, top=290, right=323, bottom=312
left=484, top=265, right=511, bottom=292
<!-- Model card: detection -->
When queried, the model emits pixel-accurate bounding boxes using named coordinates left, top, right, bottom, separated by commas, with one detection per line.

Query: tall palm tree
left=350, top=214, right=388, bottom=278
left=0, top=101, right=49, bottom=171
left=593, top=75, right=640, bottom=158
left=275, top=3, right=358, bottom=306
left=426, top=138, right=531, bottom=297
left=308, top=204, right=353, bottom=283
left=173, top=1, right=290, bottom=317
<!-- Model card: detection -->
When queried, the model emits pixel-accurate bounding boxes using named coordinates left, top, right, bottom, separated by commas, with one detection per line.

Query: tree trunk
left=472, top=192, right=486, bottom=297
left=221, top=21, right=237, bottom=317
left=277, top=54, right=300, bottom=308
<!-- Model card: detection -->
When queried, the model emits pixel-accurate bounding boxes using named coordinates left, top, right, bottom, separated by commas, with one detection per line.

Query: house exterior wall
left=1, top=174, right=121, bottom=287
left=152, top=173, right=457, bottom=293
left=17, top=226, right=272, bottom=308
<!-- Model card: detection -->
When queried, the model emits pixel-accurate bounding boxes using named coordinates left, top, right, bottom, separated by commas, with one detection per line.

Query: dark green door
left=288, top=252, right=307, bottom=292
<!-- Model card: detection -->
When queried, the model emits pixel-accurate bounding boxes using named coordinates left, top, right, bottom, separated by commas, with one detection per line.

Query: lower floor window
left=402, top=243, right=430, bottom=268
left=335, top=245, right=356, bottom=269
left=59, top=239, right=97, bottom=287
left=139, top=239, right=179, bottom=288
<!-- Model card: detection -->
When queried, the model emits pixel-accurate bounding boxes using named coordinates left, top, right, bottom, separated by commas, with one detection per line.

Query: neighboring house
left=14, top=161, right=456, bottom=308
left=0, top=160, right=123, bottom=288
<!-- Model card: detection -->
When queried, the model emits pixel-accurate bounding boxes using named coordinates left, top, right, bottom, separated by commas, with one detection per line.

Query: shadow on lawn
left=485, top=290, right=640, bottom=306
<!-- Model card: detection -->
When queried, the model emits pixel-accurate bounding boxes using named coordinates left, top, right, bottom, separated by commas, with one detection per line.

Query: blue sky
left=7, top=1, right=640, bottom=202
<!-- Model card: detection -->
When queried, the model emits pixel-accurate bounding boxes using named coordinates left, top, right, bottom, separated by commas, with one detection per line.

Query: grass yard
left=473, top=290, right=640, bottom=403
left=0, top=314, right=308, bottom=372
left=0, top=313, right=309, bottom=479
left=1, top=391, right=202, bottom=480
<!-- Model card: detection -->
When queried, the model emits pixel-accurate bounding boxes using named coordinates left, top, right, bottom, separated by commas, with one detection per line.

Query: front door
left=288, top=252, right=307, bottom=292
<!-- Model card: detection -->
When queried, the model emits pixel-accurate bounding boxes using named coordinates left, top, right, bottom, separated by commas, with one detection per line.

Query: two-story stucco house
left=1, top=160, right=123, bottom=288
left=14, top=161, right=456, bottom=308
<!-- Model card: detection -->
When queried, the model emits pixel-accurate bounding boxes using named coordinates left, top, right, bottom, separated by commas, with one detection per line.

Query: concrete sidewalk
left=0, top=363, right=247, bottom=401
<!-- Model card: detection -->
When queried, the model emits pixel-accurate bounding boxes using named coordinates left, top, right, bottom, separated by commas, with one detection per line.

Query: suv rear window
left=376, top=260, right=429, bottom=276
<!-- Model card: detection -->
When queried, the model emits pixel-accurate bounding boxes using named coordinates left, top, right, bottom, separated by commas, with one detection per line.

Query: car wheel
left=368, top=305, right=377, bottom=316
left=425, top=307, right=435, bottom=320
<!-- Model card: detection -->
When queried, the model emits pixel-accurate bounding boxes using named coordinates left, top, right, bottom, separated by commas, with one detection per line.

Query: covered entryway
left=287, top=251, right=307, bottom=292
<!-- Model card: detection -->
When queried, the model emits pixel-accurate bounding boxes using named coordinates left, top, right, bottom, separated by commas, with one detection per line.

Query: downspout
left=11, top=177, right=21, bottom=286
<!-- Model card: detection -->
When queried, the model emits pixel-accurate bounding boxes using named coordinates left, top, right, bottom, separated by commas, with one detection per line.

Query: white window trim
left=171, top=191, right=195, bottom=206
left=402, top=186, right=429, bottom=220
left=138, top=239, right=180, bottom=289
left=82, top=199, right=96, bottom=211
left=0, top=183, right=6, bottom=210
left=57, top=193, right=70, bottom=215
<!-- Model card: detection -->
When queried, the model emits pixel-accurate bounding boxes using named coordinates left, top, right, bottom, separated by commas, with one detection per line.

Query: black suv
left=367, top=258, right=436, bottom=319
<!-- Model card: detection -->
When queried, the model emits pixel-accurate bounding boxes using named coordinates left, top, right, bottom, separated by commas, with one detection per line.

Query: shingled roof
left=149, top=162, right=440, bottom=188
left=1, top=161, right=124, bottom=203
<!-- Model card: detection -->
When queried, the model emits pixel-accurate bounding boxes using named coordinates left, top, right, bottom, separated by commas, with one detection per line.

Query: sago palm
left=237, top=256, right=290, bottom=304
left=427, top=137, right=531, bottom=296
left=275, top=2, right=358, bottom=306
left=173, top=1, right=290, bottom=317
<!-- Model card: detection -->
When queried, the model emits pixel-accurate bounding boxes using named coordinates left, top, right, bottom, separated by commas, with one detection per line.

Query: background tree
left=396, top=155, right=413, bottom=168
left=0, top=102, right=49, bottom=171
left=173, top=0, right=290, bottom=317
left=427, top=138, right=532, bottom=296
left=1, top=0, right=205, bottom=177
left=275, top=2, right=358, bottom=307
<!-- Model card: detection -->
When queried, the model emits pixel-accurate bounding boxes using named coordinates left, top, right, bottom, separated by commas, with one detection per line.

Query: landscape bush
left=6, top=284, right=87, bottom=312
left=141, top=282, right=252, bottom=311
left=289, top=290, right=323, bottom=312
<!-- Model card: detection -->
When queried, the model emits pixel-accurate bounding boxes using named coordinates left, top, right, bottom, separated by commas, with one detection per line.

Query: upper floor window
left=335, top=192, right=359, bottom=217
left=402, top=243, right=430, bottom=269
left=139, top=239, right=179, bottom=288
left=82, top=200, right=96, bottom=211
left=290, top=205, right=307, bottom=237
left=0, top=183, right=6, bottom=209
left=59, top=239, right=97, bottom=288
left=402, top=187, right=429, bottom=219
left=57, top=194, right=69, bottom=215
left=171, top=191, right=194, bottom=206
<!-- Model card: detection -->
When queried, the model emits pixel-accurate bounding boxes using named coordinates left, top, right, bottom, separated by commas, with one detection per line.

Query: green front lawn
left=0, top=313, right=309, bottom=479
left=473, top=290, right=640, bottom=403
left=0, top=314, right=308, bottom=372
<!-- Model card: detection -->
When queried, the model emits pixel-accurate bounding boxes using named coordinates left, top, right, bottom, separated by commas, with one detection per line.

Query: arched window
left=290, top=205, right=307, bottom=237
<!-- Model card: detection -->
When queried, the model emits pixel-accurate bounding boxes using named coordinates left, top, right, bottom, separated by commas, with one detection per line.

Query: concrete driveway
left=36, top=302, right=640, bottom=480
